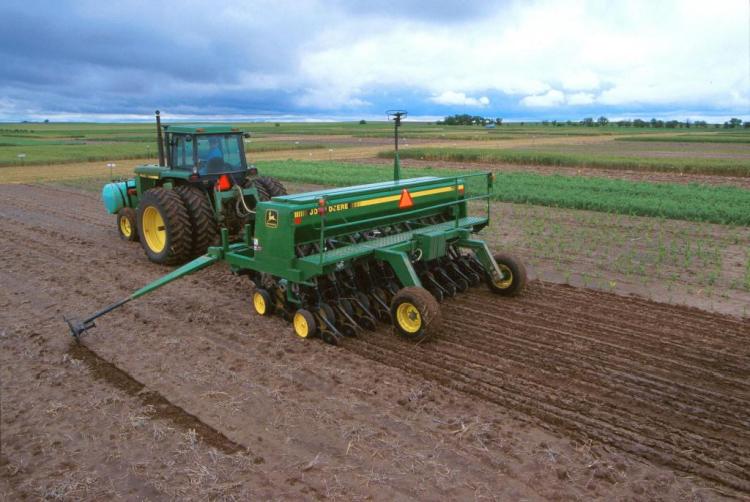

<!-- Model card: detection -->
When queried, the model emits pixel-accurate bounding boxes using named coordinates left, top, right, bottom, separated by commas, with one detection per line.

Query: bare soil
left=1, top=184, right=748, bottom=500
left=350, top=157, right=750, bottom=189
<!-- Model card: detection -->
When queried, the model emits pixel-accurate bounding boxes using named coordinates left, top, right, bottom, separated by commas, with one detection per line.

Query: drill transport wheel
left=390, top=286, right=442, bottom=340
left=293, top=309, right=316, bottom=338
left=253, top=289, right=273, bottom=316
left=488, top=253, right=527, bottom=296
left=117, top=207, right=138, bottom=242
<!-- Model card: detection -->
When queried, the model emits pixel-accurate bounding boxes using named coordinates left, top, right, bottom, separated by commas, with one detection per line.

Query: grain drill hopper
left=66, top=114, right=526, bottom=344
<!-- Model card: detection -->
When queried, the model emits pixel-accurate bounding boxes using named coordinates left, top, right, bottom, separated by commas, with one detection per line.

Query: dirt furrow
left=453, top=298, right=750, bottom=384
left=353, top=328, right=750, bottom=464
left=444, top=307, right=749, bottom=396
left=346, top=336, right=750, bottom=493
left=508, top=294, right=750, bottom=349
left=502, top=286, right=749, bottom=333
left=437, top=319, right=750, bottom=438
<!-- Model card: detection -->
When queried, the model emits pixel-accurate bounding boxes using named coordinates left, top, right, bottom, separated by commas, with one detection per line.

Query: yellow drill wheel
left=395, top=302, right=422, bottom=333
left=253, top=289, right=272, bottom=316
left=292, top=309, right=316, bottom=338
left=492, top=263, right=514, bottom=289
left=488, top=253, right=527, bottom=296
left=390, top=287, right=441, bottom=340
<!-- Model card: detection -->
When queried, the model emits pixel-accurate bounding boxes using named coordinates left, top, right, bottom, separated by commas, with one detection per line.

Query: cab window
left=171, top=135, right=195, bottom=170
left=196, top=134, right=245, bottom=174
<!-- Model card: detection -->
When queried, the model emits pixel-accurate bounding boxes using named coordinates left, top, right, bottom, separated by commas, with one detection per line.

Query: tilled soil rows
left=1, top=183, right=748, bottom=499
left=348, top=288, right=750, bottom=493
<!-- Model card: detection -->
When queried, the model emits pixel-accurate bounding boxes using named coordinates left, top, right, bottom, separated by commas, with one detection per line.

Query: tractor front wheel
left=136, top=188, right=192, bottom=265
left=117, top=207, right=138, bottom=242
left=487, top=253, right=527, bottom=296
left=390, top=286, right=441, bottom=340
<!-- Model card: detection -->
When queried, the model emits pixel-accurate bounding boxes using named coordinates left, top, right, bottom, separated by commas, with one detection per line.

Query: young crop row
left=379, top=147, right=750, bottom=177
left=256, top=160, right=750, bottom=226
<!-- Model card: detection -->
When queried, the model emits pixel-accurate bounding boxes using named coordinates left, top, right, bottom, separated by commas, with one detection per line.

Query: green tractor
left=102, top=110, right=287, bottom=265
left=71, top=110, right=526, bottom=345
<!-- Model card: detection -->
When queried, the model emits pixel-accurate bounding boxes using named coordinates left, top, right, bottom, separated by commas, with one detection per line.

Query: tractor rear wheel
left=136, top=188, right=192, bottom=265
left=390, top=286, right=441, bottom=340
left=117, top=207, right=138, bottom=242
left=487, top=253, right=527, bottom=296
left=174, top=185, right=218, bottom=257
left=254, top=176, right=287, bottom=200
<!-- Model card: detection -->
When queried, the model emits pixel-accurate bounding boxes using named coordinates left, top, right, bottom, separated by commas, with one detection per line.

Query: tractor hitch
left=64, top=297, right=132, bottom=341
left=63, top=254, right=219, bottom=342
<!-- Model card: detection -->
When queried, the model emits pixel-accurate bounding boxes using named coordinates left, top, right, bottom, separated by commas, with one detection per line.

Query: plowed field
left=1, top=184, right=748, bottom=500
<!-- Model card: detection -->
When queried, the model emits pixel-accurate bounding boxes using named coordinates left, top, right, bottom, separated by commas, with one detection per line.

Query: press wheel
left=390, top=286, right=442, bottom=340
left=487, top=253, right=527, bottom=296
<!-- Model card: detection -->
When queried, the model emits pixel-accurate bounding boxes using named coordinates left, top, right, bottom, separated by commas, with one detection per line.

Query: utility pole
left=387, top=110, right=407, bottom=181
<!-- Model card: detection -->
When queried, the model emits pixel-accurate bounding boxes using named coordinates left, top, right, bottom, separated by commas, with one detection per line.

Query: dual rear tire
left=129, top=177, right=287, bottom=266
left=136, top=188, right=193, bottom=265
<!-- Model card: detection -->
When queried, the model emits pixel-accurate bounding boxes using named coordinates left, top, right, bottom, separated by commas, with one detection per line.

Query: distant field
left=616, top=134, right=750, bottom=144
left=383, top=142, right=750, bottom=177
left=254, top=160, right=750, bottom=226
left=2, top=121, right=748, bottom=167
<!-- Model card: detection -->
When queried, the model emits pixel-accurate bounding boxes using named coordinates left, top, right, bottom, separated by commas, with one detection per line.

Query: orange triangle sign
left=398, top=188, right=414, bottom=209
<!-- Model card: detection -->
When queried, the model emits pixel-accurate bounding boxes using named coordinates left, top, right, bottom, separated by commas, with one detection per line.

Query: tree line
left=438, top=114, right=749, bottom=128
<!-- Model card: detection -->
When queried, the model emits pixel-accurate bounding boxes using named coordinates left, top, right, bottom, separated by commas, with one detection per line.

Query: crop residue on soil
left=1, top=183, right=748, bottom=500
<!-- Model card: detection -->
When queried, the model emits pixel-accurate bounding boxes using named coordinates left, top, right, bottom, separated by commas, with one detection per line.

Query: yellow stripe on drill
left=351, top=185, right=464, bottom=208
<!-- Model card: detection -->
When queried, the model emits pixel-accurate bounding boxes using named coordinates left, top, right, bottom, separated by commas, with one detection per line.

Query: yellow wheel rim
left=253, top=292, right=267, bottom=315
left=293, top=312, right=310, bottom=338
left=493, top=264, right=514, bottom=289
left=396, top=302, right=422, bottom=334
left=142, top=206, right=166, bottom=253
left=119, top=215, right=132, bottom=237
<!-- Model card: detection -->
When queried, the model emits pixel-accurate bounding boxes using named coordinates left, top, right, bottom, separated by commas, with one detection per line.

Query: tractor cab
left=162, top=124, right=249, bottom=183
left=102, top=112, right=288, bottom=267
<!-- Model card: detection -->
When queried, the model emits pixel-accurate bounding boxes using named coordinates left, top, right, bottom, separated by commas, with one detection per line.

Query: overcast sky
left=0, top=0, right=748, bottom=122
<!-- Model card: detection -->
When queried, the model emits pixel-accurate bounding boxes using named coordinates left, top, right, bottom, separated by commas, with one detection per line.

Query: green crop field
left=254, top=160, right=750, bottom=226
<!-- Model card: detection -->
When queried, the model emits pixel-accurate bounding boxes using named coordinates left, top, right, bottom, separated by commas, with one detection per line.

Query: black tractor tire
left=245, top=178, right=271, bottom=202
left=254, top=176, right=288, bottom=199
left=136, top=188, right=193, bottom=265
left=487, top=253, right=527, bottom=296
left=117, top=207, right=139, bottom=242
left=390, top=286, right=442, bottom=341
left=174, top=185, right=219, bottom=257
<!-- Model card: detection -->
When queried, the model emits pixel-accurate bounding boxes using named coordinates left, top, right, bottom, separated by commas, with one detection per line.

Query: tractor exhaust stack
left=155, top=110, right=165, bottom=166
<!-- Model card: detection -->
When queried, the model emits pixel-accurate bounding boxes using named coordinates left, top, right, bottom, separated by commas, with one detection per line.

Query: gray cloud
left=0, top=0, right=747, bottom=121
